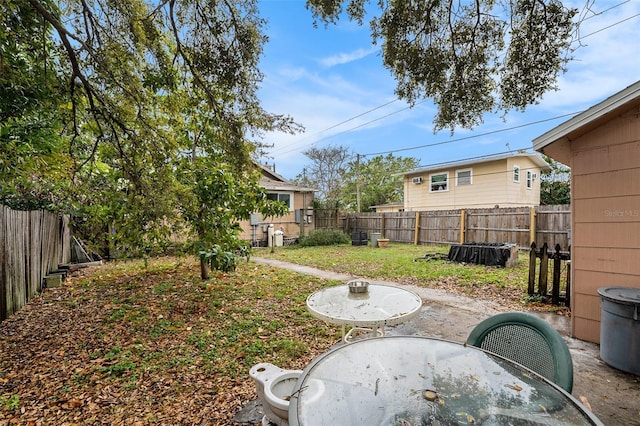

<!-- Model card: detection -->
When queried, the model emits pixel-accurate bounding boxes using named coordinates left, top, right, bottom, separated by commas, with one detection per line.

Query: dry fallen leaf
left=579, top=396, right=593, bottom=411
left=423, top=390, right=438, bottom=401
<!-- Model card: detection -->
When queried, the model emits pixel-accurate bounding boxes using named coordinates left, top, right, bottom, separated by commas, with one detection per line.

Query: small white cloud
left=276, top=66, right=309, bottom=82
left=319, top=46, right=379, bottom=67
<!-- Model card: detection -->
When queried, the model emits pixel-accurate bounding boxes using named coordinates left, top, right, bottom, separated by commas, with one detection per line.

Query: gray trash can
left=598, top=286, right=640, bottom=375
left=370, top=232, right=381, bottom=248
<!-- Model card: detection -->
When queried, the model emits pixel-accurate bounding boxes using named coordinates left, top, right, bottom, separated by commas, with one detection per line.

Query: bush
left=299, top=229, right=351, bottom=247
left=199, top=243, right=250, bottom=272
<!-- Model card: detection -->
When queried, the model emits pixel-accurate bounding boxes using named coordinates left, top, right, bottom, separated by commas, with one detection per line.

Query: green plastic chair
left=466, top=312, right=574, bottom=393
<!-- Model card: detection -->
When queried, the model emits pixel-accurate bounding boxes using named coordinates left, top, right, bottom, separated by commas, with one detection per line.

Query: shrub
left=299, top=229, right=351, bottom=247
left=200, top=243, right=250, bottom=272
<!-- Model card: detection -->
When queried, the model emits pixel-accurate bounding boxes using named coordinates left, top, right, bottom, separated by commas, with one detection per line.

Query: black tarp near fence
left=448, top=242, right=518, bottom=267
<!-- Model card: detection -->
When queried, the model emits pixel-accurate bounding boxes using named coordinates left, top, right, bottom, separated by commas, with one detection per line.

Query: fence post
left=460, top=210, right=466, bottom=244
left=538, top=242, right=549, bottom=297
left=381, top=213, right=386, bottom=238
left=552, top=244, right=561, bottom=305
left=0, top=206, right=5, bottom=321
left=414, top=212, right=420, bottom=245
left=529, top=206, right=536, bottom=245
left=528, top=242, right=537, bottom=295
left=566, top=255, right=571, bottom=308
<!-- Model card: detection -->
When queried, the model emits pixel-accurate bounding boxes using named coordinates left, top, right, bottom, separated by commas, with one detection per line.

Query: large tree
left=342, top=154, right=420, bottom=212
left=306, top=0, right=578, bottom=131
left=540, top=155, right=570, bottom=205
left=3, top=0, right=583, bottom=264
left=0, top=0, right=72, bottom=210
left=294, top=145, right=352, bottom=209
left=1, top=0, right=300, bottom=268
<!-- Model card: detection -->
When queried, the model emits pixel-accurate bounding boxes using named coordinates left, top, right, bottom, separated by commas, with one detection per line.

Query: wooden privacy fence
left=314, top=208, right=342, bottom=230
left=0, top=206, right=71, bottom=321
left=337, top=205, right=571, bottom=249
left=528, top=242, right=571, bottom=306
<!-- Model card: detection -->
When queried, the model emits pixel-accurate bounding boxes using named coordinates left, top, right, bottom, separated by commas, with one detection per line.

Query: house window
left=456, top=169, right=472, bottom=186
left=526, top=171, right=533, bottom=189
left=513, top=166, right=520, bottom=182
left=430, top=173, right=448, bottom=192
left=267, top=193, right=292, bottom=210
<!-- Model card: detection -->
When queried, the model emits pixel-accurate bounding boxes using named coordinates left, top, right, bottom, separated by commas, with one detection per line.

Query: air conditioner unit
left=411, top=177, right=423, bottom=184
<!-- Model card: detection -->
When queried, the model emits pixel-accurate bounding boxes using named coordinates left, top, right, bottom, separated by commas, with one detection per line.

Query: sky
left=255, top=0, right=640, bottom=180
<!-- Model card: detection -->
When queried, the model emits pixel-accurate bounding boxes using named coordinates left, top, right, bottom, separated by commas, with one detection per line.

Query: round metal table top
left=289, top=336, right=603, bottom=426
left=306, top=283, right=423, bottom=328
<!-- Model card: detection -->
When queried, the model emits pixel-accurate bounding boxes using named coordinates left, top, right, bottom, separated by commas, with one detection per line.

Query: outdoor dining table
left=306, top=283, right=423, bottom=342
left=288, top=336, right=604, bottom=426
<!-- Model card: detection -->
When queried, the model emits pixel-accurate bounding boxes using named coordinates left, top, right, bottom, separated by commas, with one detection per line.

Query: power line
left=362, top=111, right=583, bottom=157
left=305, top=99, right=429, bottom=146
left=267, top=4, right=638, bottom=159
left=368, top=8, right=639, bottom=159
left=274, top=99, right=427, bottom=156
left=411, top=148, right=537, bottom=171
left=577, top=11, right=640, bottom=40
left=323, top=99, right=399, bottom=132
left=579, top=0, right=629, bottom=22
left=272, top=99, right=400, bottom=156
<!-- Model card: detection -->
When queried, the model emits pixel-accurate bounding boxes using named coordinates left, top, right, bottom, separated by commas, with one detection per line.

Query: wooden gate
left=527, top=242, right=571, bottom=306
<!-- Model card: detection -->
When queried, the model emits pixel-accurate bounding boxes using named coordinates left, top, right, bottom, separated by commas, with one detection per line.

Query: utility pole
left=301, top=193, right=306, bottom=237
left=356, top=153, right=361, bottom=213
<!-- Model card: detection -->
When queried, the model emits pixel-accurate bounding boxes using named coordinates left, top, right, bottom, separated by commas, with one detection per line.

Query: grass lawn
left=256, top=242, right=562, bottom=311
left=0, top=244, right=564, bottom=425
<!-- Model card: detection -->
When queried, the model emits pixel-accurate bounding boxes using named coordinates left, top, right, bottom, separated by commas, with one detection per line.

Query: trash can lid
left=598, top=287, right=640, bottom=305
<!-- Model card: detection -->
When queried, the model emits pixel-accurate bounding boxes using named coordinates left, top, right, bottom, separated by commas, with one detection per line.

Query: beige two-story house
left=238, top=164, right=316, bottom=246
left=399, top=153, right=550, bottom=211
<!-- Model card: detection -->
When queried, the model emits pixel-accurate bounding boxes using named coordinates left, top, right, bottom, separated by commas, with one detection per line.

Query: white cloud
left=538, top=1, right=640, bottom=111
left=256, top=0, right=640, bottom=179
left=318, top=46, right=379, bottom=67
left=275, top=66, right=309, bottom=82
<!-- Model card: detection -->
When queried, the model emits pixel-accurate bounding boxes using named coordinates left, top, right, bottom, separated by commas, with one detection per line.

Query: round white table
left=289, top=336, right=604, bottom=425
left=306, top=283, right=423, bottom=342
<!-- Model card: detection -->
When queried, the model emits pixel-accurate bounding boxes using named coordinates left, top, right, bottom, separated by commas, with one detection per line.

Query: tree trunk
left=197, top=219, right=209, bottom=279
left=200, top=257, right=209, bottom=280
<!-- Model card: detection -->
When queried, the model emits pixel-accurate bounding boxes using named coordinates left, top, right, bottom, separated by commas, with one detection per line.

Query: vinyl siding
left=569, top=107, right=640, bottom=343
left=404, top=157, right=543, bottom=211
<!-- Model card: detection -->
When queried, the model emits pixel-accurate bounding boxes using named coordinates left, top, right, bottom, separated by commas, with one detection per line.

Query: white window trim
left=455, top=168, right=473, bottom=186
left=267, top=192, right=294, bottom=211
left=429, top=172, right=449, bottom=192
left=513, top=165, right=520, bottom=183
left=526, top=171, right=533, bottom=189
